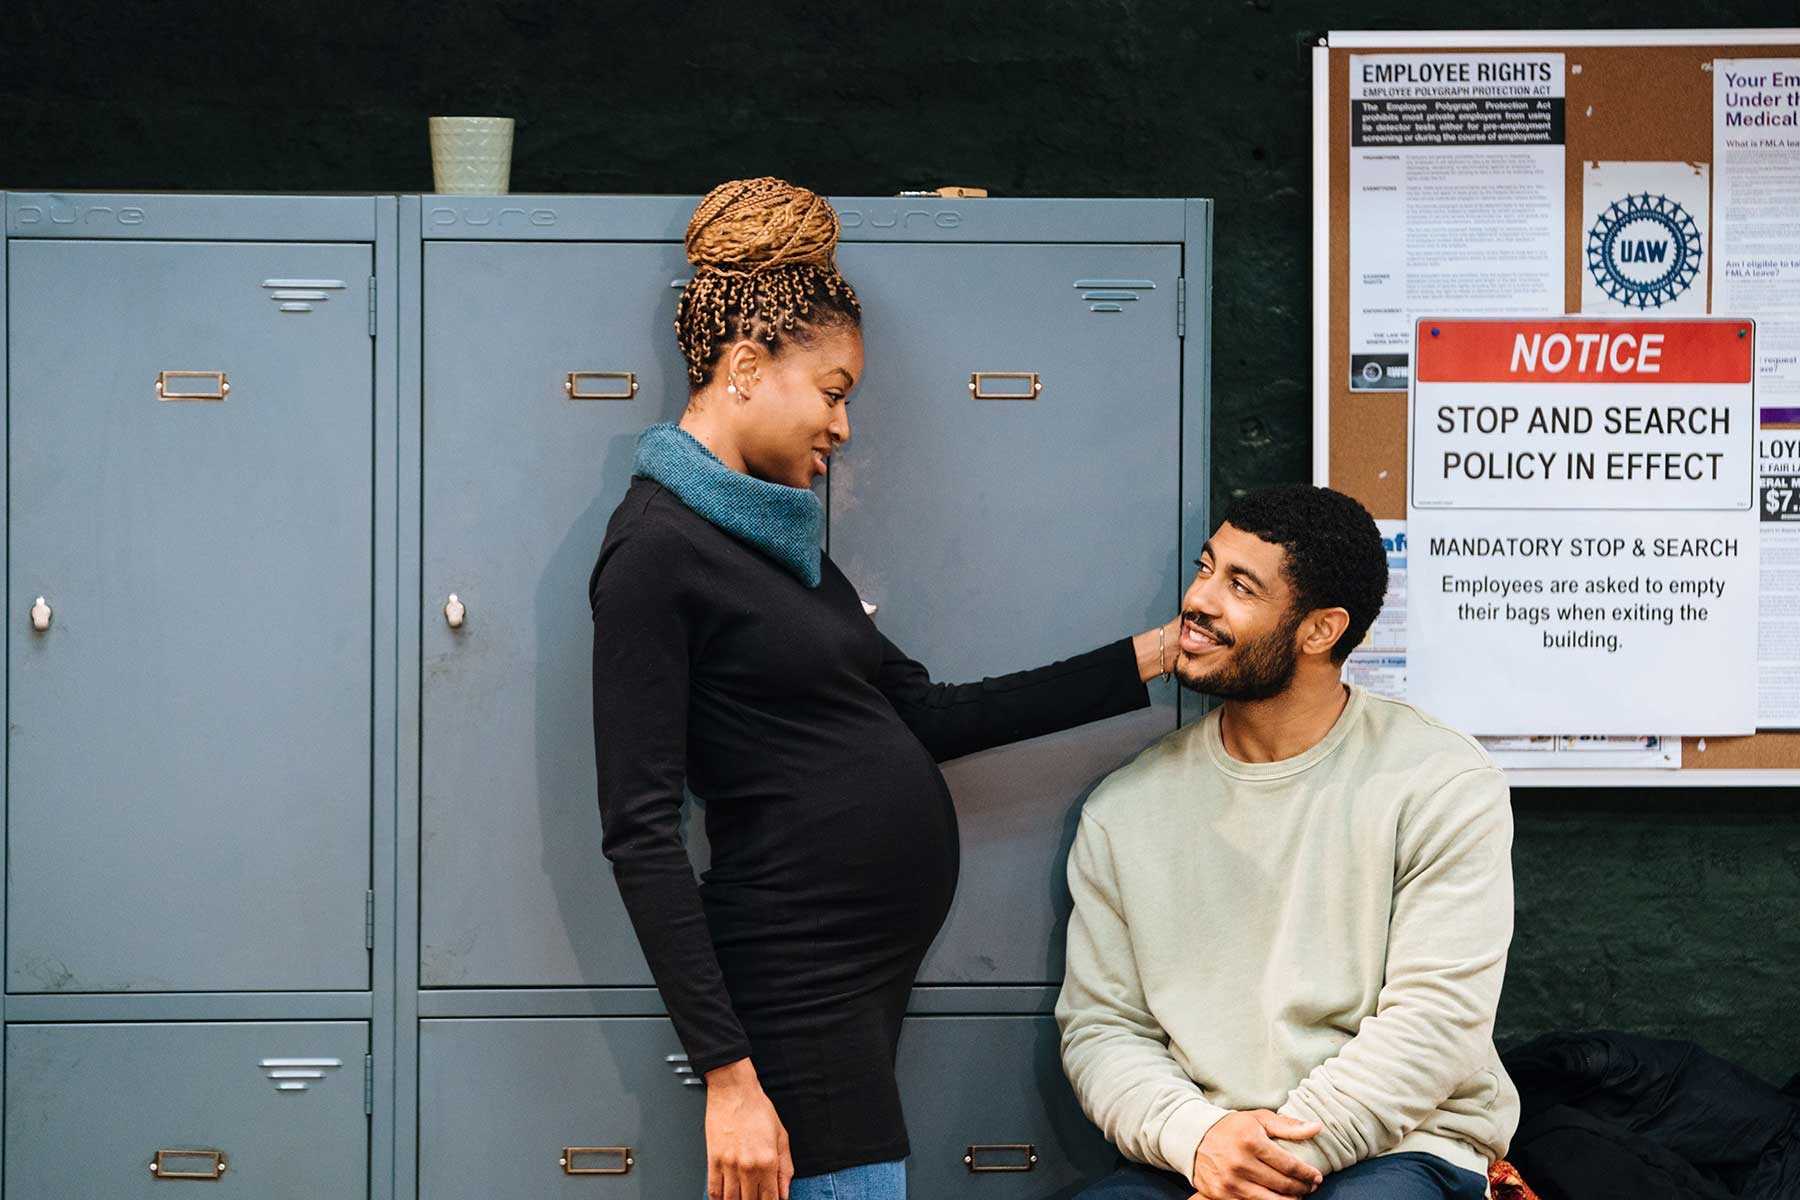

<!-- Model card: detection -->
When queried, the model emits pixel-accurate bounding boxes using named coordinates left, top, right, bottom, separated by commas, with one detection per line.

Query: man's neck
left=1217, top=673, right=1351, bottom=764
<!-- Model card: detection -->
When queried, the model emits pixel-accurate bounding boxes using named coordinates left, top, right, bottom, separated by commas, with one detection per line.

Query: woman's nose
left=831, top=407, right=851, bottom=446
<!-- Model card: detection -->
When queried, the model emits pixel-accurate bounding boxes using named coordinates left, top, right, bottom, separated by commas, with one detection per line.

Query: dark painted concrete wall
left=4, top=0, right=1796, bottom=1080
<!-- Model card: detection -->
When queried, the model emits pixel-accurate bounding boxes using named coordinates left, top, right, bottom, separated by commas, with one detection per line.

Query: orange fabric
left=1489, top=1158, right=1542, bottom=1200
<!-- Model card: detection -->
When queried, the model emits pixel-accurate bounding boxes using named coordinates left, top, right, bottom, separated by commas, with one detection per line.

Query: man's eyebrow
left=1194, top=542, right=1268, bottom=590
left=1228, top=562, right=1268, bottom=589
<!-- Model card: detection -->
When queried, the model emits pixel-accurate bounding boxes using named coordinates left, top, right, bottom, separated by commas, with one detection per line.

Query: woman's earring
left=726, top=379, right=737, bottom=395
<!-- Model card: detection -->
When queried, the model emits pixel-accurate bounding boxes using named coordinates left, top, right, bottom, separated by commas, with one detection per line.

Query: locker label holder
left=156, top=371, right=230, bottom=402
left=968, top=372, right=1042, bottom=400
left=561, top=1146, right=634, bottom=1175
left=565, top=372, right=639, bottom=400
left=150, top=1149, right=227, bottom=1179
left=964, top=1143, right=1038, bottom=1172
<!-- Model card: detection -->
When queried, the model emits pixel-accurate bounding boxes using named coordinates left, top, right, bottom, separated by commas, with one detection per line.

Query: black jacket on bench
left=1502, top=1030, right=1799, bottom=1199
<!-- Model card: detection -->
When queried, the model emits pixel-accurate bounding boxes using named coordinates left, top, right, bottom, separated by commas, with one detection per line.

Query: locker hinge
left=363, top=1054, right=374, bottom=1115
left=367, top=277, right=377, bottom=337
left=364, top=890, right=375, bottom=949
left=1176, top=276, right=1187, bottom=338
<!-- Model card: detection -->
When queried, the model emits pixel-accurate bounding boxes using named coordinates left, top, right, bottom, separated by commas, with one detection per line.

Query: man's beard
left=1174, top=608, right=1305, bottom=702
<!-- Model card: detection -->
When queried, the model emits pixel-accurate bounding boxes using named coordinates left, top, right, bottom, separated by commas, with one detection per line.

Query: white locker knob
left=29, top=596, right=51, bottom=631
left=444, top=594, right=466, bottom=629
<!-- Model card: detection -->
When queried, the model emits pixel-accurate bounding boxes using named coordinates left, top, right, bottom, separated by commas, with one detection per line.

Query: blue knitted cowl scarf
left=632, top=421, right=824, bottom=587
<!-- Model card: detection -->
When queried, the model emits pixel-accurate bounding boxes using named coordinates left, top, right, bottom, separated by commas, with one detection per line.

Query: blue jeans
left=1075, top=1151, right=1487, bottom=1199
left=710, top=1159, right=906, bottom=1200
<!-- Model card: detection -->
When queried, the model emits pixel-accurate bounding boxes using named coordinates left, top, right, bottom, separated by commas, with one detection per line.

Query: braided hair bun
left=676, top=177, right=862, bottom=387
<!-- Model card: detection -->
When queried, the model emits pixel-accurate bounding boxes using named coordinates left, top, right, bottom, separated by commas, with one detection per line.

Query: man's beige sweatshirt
left=1056, top=685, right=1519, bottom=1183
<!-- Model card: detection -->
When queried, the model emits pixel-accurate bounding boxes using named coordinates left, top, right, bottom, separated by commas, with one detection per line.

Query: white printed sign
left=1408, top=318, right=1760, bottom=734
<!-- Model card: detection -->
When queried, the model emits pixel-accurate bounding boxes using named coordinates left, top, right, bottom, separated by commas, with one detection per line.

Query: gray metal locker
left=5, top=1020, right=370, bottom=1199
left=417, top=1017, right=705, bottom=1199
left=896, top=1016, right=1115, bottom=1195
left=414, top=205, right=1202, bottom=993
left=829, top=240, right=1182, bottom=985
left=417, top=240, right=708, bottom=988
left=7, top=237, right=376, bottom=993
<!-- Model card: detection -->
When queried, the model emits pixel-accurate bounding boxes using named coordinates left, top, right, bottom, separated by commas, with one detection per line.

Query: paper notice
left=1715, top=58, right=1800, bottom=728
left=1348, top=53, right=1565, bottom=391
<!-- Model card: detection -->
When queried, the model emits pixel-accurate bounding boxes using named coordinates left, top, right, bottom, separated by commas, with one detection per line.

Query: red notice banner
left=1415, top=319, right=1754, bottom=384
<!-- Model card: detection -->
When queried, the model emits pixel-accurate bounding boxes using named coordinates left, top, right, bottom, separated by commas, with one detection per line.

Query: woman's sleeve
left=590, top=527, right=750, bottom=1074
left=875, top=632, right=1151, bottom=763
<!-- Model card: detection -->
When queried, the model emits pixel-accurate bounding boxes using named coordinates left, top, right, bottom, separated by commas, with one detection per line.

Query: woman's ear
left=724, top=340, right=765, bottom=397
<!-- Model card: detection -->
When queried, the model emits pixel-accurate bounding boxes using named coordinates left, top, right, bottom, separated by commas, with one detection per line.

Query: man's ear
left=1298, top=607, right=1352, bottom=658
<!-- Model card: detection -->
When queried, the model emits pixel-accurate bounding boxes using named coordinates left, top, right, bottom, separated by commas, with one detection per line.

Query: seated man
left=1058, top=485, right=1518, bottom=1200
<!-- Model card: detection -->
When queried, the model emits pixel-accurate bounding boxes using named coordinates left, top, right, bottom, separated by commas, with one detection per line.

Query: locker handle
left=968, top=372, right=1041, bottom=400
left=444, top=594, right=466, bottom=629
left=964, top=1143, right=1038, bottom=1172
left=565, top=371, right=639, bottom=400
left=561, top=1146, right=634, bottom=1175
left=30, top=596, right=51, bottom=632
left=150, top=1148, right=227, bottom=1179
left=156, top=371, right=231, bottom=401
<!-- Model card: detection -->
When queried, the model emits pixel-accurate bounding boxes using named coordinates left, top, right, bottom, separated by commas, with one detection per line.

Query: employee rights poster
left=1348, top=53, right=1565, bottom=391
left=1407, top=319, right=1759, bottom=735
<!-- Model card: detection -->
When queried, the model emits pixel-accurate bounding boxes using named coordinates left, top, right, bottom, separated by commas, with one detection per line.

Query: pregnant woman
left=590, top=177, right=1174, bottom=1200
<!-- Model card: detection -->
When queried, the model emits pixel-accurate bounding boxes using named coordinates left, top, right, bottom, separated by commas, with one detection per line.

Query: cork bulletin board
left=1311, top=29, right=1800, bottom=783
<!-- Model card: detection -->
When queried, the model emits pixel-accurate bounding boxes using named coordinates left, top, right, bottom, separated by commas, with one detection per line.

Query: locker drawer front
left=419, top=1017, right=705, bottom=1198
left=897, top=1015, right=1113, bottom=1197
left=4, top=1021, right=369, bottom=1199
left=7, top=238, right=375, bottom=993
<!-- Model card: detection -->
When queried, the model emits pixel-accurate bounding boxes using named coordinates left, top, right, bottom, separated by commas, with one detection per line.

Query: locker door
left=829, top=242, right=1183, bottom=985
left=7, top=240, right=374, bottom=993
left=897, top=1016, right=1114, bottom=1196
left=418, top=1017, right=706, bottom=1199
left=420, top=241, right=701, bottom=987
left=6, top=1020, right=370, bottom=1199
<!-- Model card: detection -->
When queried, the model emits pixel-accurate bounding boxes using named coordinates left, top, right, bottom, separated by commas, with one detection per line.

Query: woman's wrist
left=1132, top=620, right=1179, bottom=684
left=704, top=1056, right=759, bottom=1093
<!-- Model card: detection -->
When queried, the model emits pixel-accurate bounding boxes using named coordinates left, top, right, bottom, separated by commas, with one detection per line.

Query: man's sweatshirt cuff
left=1157, top=1097, right=1232, bottom=1180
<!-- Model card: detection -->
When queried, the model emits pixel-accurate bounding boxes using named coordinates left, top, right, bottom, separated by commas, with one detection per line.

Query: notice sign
left=1408, top=318, right=1759, bottom=734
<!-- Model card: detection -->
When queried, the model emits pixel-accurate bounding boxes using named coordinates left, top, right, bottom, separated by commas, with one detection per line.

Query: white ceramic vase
left=428, top=116, right=515, bottom=194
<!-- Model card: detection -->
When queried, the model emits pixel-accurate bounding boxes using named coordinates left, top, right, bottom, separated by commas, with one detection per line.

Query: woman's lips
left=812, top=452, right=828, bottom=476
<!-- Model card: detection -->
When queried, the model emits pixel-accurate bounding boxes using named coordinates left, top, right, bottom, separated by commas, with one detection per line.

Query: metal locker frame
left=0, top=191, right=402, bottom=1200
left=396, top=193, right=1212, bottom=1199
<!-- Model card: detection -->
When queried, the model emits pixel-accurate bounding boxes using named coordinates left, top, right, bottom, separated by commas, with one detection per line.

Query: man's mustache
left=1180, top=612, right=1235, bottom=648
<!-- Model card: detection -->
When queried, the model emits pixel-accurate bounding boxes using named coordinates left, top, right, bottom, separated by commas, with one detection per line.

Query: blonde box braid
left=676, top=177, right=862, bottom=388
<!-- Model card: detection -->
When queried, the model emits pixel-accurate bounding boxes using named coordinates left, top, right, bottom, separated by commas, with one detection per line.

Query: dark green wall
left=5, top=0, right=1797, bottom=1080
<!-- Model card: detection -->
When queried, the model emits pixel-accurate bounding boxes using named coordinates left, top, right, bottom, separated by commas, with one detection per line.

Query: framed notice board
left=1312, top=29, right=1800, bottom=786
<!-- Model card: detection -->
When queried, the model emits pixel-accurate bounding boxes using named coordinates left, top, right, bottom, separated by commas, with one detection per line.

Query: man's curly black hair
left=1219, top=485, right=1388, bottom=664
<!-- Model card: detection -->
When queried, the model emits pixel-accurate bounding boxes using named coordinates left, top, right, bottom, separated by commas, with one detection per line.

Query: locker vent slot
left=261, top=277, right=347, bottom=315
left=1072, top=278, right=1156, bottom=314
left=259, top=1056, right=342, bottom=1093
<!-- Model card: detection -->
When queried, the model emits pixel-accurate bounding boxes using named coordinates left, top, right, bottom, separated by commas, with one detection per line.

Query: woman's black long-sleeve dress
left=589, top=477, right=1149, bottom=1177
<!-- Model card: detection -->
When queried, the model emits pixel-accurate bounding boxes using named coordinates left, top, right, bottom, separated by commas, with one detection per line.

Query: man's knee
left=1312, top=1152, right=1488, bottom=1200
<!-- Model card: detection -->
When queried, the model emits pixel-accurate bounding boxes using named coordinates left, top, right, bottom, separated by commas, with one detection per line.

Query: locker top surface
left=410, top=194, right=1209, bottom=243
left=4, top=192, right=387, bottom=240
left=5, top=192, right=1210, bottom=243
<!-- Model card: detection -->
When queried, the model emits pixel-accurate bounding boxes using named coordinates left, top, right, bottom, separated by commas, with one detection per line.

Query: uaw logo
left=1586, top=192, right=1702, bottom=309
